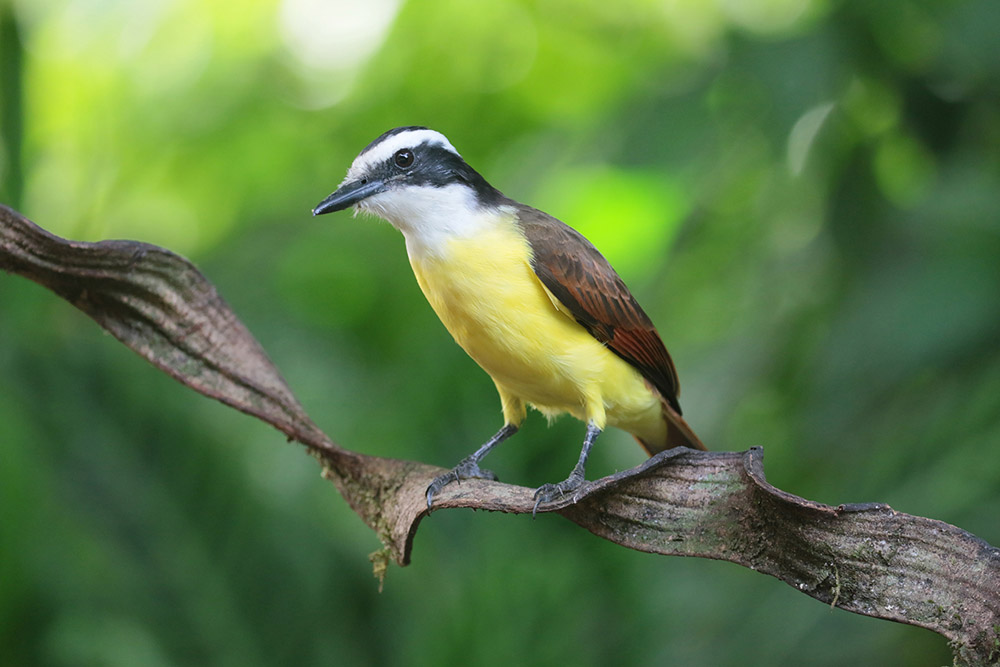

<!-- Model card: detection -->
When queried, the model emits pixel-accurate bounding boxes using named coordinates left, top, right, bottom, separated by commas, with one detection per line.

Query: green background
left=2, top=0, right=998, bottom=665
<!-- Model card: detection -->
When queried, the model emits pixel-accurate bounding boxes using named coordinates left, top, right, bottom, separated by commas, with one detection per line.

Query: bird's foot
left=532, top=469, right=586, bottom=518
left=425, top=458, right=499, bottom=509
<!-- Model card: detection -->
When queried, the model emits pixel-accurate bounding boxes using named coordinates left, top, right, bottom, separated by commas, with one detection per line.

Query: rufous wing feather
left=516, top=207, right=704, bottom=452
left=514, top=205, right=685, bottom=416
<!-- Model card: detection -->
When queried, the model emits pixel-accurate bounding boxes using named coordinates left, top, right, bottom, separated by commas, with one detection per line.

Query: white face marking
left=345, top=128, right=460, bottom=182
left=338, top=128, right=506, bottom=259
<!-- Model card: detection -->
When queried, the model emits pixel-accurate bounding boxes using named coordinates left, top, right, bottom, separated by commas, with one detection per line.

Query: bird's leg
left=426, top=423, right=519, bottom=509
left=532, top=421, right=601, bottom=517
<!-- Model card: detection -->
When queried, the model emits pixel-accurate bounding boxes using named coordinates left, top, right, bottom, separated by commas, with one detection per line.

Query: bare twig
left=2, top=205, right=997, bottom=665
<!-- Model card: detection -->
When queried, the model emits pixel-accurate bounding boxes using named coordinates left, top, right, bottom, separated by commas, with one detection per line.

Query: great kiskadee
left=313, top=127, right=704, bottom=513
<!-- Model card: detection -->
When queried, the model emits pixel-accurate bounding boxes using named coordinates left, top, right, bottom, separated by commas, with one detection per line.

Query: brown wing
left=514, top=205, right=682, bottom=415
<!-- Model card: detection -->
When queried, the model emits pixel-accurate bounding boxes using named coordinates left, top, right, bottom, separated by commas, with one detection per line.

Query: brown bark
left=2, top=205, right=997, bottom=665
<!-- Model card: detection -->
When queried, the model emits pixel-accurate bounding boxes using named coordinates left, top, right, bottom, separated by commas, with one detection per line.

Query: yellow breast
left=407, top=216, right=665, bottom=444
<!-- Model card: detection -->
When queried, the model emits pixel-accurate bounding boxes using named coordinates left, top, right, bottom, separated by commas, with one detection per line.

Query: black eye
left=393, top=149, right=414, bottom=169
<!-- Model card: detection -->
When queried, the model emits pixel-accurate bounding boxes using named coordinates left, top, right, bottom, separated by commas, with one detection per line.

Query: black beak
left=312, top=179, right=387, bottom=216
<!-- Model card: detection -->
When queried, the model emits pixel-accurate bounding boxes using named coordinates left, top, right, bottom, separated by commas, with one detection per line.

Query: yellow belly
left=408, top=221, right=666, bottom=445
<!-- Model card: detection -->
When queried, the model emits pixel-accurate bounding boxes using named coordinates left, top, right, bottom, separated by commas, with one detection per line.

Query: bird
left=312, top=126, right=705, bottom=514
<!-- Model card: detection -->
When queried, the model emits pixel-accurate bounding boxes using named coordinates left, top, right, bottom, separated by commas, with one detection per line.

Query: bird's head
left=312, top=127, right=505, bottom=237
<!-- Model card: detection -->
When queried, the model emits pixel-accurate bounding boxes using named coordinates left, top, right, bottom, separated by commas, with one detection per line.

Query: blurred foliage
left=2, top=0, right=999, bottom=665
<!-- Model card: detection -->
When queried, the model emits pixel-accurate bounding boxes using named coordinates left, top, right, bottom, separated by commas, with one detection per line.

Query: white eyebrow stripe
left=347, top=129, right=460, bottom=180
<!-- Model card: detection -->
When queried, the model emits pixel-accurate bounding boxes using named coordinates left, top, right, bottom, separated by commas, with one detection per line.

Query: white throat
left=360, top=183, right=500, bottom=259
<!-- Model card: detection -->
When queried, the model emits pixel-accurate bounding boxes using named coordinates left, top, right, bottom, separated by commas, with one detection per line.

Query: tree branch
left=2, top=205, right=998, bottom=665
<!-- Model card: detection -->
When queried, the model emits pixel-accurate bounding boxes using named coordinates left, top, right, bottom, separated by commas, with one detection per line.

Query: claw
left=425, top=459, right=498, bottom=509
left=531, top=422, right=600, bottom=517
left=531, top=492, right=547, bottom=518
left=426, top=423, right=518, bottom=510
left=531, top=474, right=585, bottom=518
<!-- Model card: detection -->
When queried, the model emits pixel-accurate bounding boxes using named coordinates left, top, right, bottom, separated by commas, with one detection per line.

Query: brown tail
left=636, top=403, right=706, bottom=455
